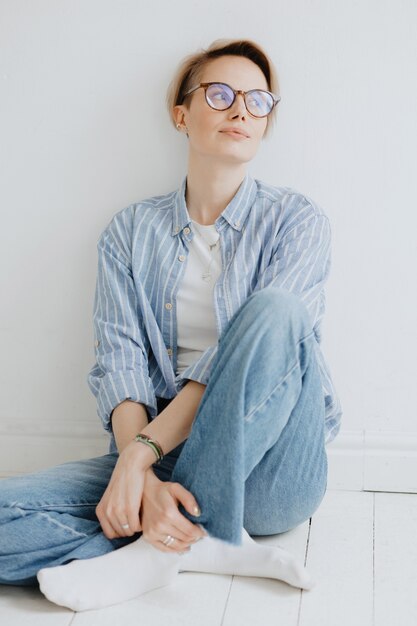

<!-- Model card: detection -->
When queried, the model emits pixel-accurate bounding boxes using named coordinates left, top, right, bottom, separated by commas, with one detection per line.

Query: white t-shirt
left=176, top=219, right=222, bottom=376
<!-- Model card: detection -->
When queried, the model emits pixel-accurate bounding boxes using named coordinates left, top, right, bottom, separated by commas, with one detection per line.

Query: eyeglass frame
left=182, top=82, right=281, bottom=118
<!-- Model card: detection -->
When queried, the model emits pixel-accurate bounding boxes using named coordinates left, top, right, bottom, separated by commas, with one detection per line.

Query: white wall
left=1, top=1, right=416, bottom=483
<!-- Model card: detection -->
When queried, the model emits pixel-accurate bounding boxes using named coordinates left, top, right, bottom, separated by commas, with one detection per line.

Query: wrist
left=111, top=401, right=149, bottom=454
left=142, top=468, right=160, bottom=505
left=134, top=433, right=164, bottom=464
left=145, top=466, right=160, bottom=485
left=125, top=438, right=157, bottom=470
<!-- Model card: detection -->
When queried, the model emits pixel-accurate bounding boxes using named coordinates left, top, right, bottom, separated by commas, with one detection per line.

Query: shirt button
left=95, top=339, right=100, bottom=347
left=184, top=227, right=190, bottom=234
left=178, top=254, right=185, bottom=262
left=167, top=348, right=173, bottom=356
left=165, top=302, right=172, bottom=310
left=175, top=226, right=179, bottom=233
left=234, top=220, right=240, bottom=228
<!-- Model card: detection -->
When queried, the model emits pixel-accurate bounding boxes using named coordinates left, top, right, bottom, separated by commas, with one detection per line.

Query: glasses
left=183, top=82, right=281, bottom=118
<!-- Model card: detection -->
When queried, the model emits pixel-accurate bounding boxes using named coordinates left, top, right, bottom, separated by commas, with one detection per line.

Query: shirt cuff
left=88, top=367, right=158, bottom=435
left=174, top=345, right=218, bottom=390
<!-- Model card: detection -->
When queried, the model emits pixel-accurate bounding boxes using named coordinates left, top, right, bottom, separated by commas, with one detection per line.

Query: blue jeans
left=0, top=288, right=328, bottom=586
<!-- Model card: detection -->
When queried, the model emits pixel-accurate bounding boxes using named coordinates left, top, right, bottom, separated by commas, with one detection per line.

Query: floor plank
left=0, top=584, right=73, bottom=625
left=374, top=492, right=417, bottom=626
left=299, top=490, right=374, bottom=625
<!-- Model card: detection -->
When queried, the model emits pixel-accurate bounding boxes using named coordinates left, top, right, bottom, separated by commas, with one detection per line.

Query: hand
left=140, top=471, right=207, bottom=553
left=95, top=441, right=148, bottom=539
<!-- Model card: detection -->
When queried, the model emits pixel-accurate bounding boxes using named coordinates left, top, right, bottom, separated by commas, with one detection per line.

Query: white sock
left=37, top=536, right=180, bottom=612
left=179, top=527, right=315, bottom=591
left=37, top=527, right=314, bottom=611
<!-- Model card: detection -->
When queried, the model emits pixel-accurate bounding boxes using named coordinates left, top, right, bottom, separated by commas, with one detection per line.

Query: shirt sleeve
left=252, top=194, right=332, bottom=338
left=175, top=344, right=219, bottom=390
left=87, top=213, right=157, bottom=435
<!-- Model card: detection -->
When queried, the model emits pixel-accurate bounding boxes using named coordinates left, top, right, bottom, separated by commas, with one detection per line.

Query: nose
left=229, top=92, right=247, bottom=117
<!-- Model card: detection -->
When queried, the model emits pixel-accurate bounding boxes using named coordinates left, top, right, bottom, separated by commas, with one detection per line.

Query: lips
left=220, top=128, right=250, bottom=138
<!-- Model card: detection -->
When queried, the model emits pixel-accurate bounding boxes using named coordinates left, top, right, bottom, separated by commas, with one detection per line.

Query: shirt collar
left=172, top=172, right=258, bottom=236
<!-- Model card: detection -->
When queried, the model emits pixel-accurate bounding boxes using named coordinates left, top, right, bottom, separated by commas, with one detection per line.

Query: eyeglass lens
left=205, top=83, right=274, bottom=117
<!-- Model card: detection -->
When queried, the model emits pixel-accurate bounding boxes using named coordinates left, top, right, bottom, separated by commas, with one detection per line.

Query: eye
left=246, top=90, right=273, bottom=115
left=213, top=90, right=227, bottom=101
left=206, top=84, right=234, bottom=108
left=248, top=91, right=267, bottom=106
left=247, top=94, right=262, bottom=107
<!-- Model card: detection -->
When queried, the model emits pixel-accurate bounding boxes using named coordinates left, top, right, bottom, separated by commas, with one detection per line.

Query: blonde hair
left=166, top=38, right=280, bottom=140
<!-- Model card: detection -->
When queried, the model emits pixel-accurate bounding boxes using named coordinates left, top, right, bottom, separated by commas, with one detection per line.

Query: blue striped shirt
left=87, top=173, right=342, bottom=451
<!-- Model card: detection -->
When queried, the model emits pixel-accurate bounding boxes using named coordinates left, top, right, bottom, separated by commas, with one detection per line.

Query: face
left=174, top=55, right=270, bottom=164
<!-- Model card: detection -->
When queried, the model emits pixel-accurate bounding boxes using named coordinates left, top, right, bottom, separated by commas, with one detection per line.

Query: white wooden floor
left=1, top=489, right=416, bottom=626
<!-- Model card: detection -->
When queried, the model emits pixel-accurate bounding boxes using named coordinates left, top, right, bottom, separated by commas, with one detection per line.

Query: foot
left=37, top=536, right=180, bottom=611
left=179, top=527, right=315, bottom=590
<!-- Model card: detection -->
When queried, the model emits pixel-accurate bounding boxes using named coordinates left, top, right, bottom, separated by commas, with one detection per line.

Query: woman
left=0, top=38, right=342, bottom=611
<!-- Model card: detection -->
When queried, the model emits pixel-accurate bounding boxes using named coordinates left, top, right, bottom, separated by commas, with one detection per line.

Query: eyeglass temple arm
left=183, top=85, right=200, bottom=97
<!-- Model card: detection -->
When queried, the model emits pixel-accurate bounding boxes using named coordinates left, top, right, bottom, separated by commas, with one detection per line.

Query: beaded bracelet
left=134, top=433, right=164, bottom=464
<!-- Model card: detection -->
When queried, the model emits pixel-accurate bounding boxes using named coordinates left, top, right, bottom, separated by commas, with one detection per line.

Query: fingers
left=96, top=502, right=141, bottom=539
left=125, top=496, right=142, bottom=535
left=141, top=505, right=206, bottom=554
left=141, top=482, right=207, bottom=553
left=144, top=524, right=202, bottom=554
left=96, top=507, right=121, bottom=539
left=168, top=483, right=206, bottom=541
left=169, top=482, right=201, bottom=517
left=157, top=532, right=195, bottom=554
left=139, top=480, right=208, bottom=553
left=95, top=468, right=146, bottom=539
left=94, top=450, right=148, bottom=540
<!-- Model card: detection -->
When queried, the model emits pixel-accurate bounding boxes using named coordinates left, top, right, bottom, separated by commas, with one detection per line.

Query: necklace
left=191, top=220, right=220, bottom=283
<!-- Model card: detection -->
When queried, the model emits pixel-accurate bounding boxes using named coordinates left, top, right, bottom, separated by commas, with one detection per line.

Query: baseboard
left=326, top=429, right=417, bottom=493
left=1, top=422, right=416, bottom=493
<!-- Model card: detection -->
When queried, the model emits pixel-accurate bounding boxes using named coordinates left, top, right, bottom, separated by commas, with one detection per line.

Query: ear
left=173, top=104, right=187, bottom=127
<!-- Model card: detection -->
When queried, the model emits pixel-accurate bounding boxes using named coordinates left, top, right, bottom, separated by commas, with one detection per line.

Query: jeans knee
left=244, top=460, right=328, bottom=536
left=243, top=288, right=312, bottom=338
left=245, top=491, right=325, bottom=536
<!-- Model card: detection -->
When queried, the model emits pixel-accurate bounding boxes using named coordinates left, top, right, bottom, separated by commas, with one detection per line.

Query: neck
left=185, top=153, right=247, bottom=225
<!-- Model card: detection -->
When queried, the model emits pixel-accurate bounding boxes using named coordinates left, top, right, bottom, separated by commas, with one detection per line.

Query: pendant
left=202, top=272, right=212, bottom=283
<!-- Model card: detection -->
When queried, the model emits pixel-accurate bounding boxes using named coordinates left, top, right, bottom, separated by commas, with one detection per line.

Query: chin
left=218, top=152, right=254, bottom=165
left=219, top=145, right=257, bottom=159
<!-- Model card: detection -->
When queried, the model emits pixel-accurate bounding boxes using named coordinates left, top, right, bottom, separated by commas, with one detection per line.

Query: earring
left=176, top=123, right=189, bottom=132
